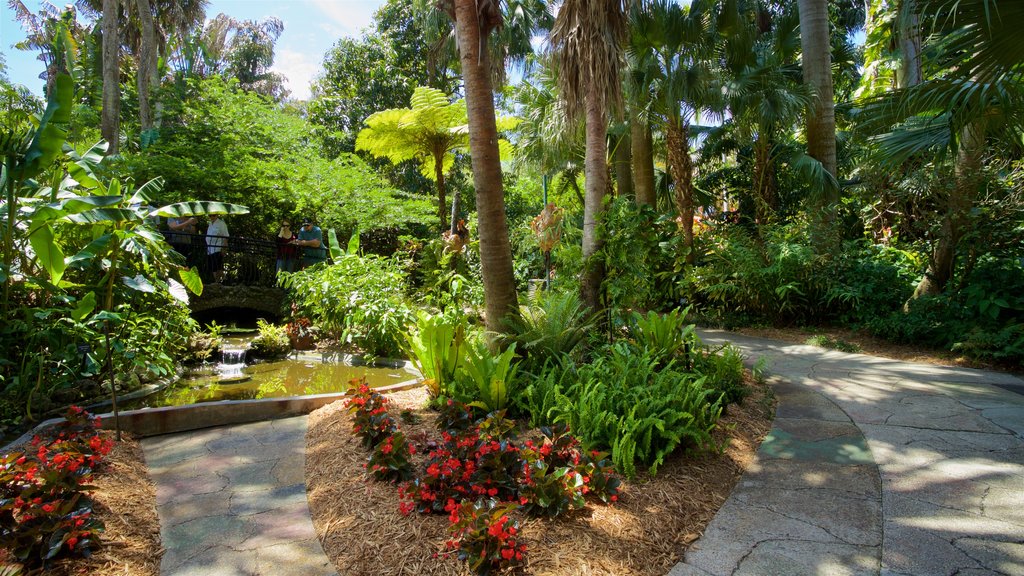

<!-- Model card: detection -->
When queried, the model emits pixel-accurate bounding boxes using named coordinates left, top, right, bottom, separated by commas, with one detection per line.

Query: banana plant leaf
left=152, top=201, right=249, bottom=218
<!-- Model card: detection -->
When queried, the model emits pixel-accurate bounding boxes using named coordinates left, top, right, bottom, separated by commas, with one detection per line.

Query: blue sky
left=1, top=0, right=386, bottom=100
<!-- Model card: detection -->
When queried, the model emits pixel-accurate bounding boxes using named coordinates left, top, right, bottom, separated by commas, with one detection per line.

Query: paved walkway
left=141, top=416, right=335, bottom=576
left=671, top=330, right=1024, bottom=576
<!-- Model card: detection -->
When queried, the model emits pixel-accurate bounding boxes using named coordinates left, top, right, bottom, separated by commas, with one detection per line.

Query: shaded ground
left=306, top=382, right=774, bottom=576
left=0, top=432, right=161, bottom=576
left=734, top=325, right=1022, bottom=375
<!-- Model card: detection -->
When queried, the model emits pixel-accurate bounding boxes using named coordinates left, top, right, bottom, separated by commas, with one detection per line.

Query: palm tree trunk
left=667, top=119, right=695, bottom=265
left=101, top=0, right=121, bottom=155
left=912, top=121, right=985, bottom=298
left=797, top=0, right=837, bottom=199
left=581, top=87, right=608, bottom=311
left=753, top=135, right=776, bottom=225
left=136, top=0, right=158, bottom=139
left=452, top=0, right=519, bottom=333
left=433, top=150, right=449, bottom=232
left=631, top=113, right=656, bottom=207
left=896, top=0, right=923, bottom=89
left=613, top=129, right=632, bottom=198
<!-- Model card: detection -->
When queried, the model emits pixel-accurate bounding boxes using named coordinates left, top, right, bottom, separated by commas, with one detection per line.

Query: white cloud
left=309, top=0, right=382, bottom=37
left=272, top=48, right=321, bottom=101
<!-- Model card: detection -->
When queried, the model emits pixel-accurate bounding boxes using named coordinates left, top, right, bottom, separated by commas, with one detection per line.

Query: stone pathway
left=141, top=416, right=335, bottom=576
left=671, top=330, right=1024, bottom=576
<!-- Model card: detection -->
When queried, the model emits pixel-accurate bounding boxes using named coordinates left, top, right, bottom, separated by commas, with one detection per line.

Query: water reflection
left=131, top=357, right=414, bottom=408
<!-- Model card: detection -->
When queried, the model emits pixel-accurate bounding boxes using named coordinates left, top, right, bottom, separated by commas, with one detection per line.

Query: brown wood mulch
left=1, top=432, right=161, bottom=576
left=306, top=379, right=775, bottom=576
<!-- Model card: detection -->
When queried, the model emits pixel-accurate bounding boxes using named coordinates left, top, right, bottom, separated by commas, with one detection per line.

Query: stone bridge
left=190, top=284, right=287, bottom=318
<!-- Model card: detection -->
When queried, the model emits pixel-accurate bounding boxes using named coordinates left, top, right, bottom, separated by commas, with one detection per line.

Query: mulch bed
left=306, top=380, right=774, bottom=576
left=1, top=432, right=161, bottom=576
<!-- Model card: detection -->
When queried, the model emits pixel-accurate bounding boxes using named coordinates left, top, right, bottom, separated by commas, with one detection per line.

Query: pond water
left=126, top=339, right=417, bottom=408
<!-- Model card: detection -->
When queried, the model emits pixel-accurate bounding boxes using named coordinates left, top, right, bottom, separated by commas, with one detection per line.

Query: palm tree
left=101, top=0, right=119, bottom=154
left=797, top=0, right=837, bottom=207
left=550, top=0, right=628, bottom=312
left=722, top=3, right=812, bottom=225
left=444, top=0, right=520, bottom=334
left=135, top=0, right=158, bottom=137
left=859, top=0, right=1024, bottom=297
left=630, top=0, right=721, bottom=264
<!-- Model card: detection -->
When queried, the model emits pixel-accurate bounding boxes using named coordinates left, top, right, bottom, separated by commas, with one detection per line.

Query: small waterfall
left=217, top=347, right=248, bottom=381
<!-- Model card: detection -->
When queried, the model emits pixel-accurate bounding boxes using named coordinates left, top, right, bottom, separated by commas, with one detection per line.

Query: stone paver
left=671, top=330, right=1024, bottom=576
left=141, top=416, right=335, bottom=576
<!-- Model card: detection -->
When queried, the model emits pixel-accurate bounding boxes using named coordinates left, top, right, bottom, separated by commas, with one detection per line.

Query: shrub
left=502, top=291, right=594, bottom=374
left=539, top=344, right=723, bottom=477
left=367, top=431, right=415, bottom=483
left=455, top=342, right=520, bottom=413
left=280, top=253, right=412, bottom=357
left=0, top=407, right=112, bottom=568
left=248, top=319, right=291, bottom=360
left=446, top=500, right=526, bottom=576
left=631, top=307, right=698, bottom=365
left=804, top=335, right=861, bottom=353
left=404, top=311, right=467, bottom=400
left=692, top=344, right=749, bottom=405
left=344, top=379, right=397, bottom=449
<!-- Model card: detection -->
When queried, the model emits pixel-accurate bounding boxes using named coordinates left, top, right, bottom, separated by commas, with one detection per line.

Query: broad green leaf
left=167, top=278, right=189, bottom=304
left=14, top=73, right=72, bottom=180
left=71, top=291, right=97, bottom=322
left=28, top=223, right=66, bottom=284
left=327, top=228, right=343, bottom=261
left=178, top=266, right=203, bottom=296
left=128, top=176, right=164, bottom=205
left=122, top=274, right=156, bottom=293
left=347, top=229, right=360, bottom=255
left=66, top=233, right=113, bottom=267
left=152, top=201, right=250, bottom=218
left=65, top=208, right=140, bottom=225
left=63, top=195, right=123, bottom=213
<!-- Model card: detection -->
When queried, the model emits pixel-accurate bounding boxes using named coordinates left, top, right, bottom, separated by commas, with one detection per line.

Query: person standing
left=276, top=219, right=299, bottom=273
left=166, top=216, right=198, bottom=263
left=294, top=218, right=326, bottom=269
left=206, top=214, right=229, bottom=283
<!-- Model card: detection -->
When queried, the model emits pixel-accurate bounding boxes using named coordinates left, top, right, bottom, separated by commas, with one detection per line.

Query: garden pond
left=125, top=337, right=418, bottom=409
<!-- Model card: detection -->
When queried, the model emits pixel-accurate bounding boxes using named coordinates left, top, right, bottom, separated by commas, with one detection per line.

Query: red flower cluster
left=1, top=406, right=112, bottom=567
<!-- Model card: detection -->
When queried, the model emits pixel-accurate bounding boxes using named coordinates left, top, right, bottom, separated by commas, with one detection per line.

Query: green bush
left=281, top=253, right=412, bottom=357
left=404, top=311, right=468, bottom=400
left=248, top=320, right=291, bottom=360
left=502, top=291, right=594, bottom=374
left=525, top=344, right=723, bottom=478
left=631, top=307, right=697, bottom=365
left=692, top=344, right=749, bottom=405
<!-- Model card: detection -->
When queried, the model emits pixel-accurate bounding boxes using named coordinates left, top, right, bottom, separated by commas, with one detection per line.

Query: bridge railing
left=162, top=232, right=282, bottom=288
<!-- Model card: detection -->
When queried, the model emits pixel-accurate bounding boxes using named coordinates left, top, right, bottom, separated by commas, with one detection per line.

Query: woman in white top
left=206, top=215, right=229, bottom=283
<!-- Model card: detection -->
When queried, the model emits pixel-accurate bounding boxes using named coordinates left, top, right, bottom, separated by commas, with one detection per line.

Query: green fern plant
left=457, top=341, right=520, bottom=412
left=503, top=291, right=594, bottom=373
left=404, top=311, right=467, bottom=399
left=632, top=307, right=697, bottom=363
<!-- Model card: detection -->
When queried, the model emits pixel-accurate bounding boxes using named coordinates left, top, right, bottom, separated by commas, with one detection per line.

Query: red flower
left=501, top=548, right=515, bottom=560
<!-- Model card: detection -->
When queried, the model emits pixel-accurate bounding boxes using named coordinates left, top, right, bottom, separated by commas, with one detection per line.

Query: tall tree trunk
left=666, top=119, right=695, bottom=265
left=136, top=0, right=158, bottom=139
left=896, top=0, right=923, bottom=89
left=613, top=129, right=633, bottom=198
left=452, top=0, right=519, bottom=333
left=631, top=112, right=656, bottom=207
left=912, top=121, right=985, bottom=298
left=101, top=0, right=121, bottom=155
left=797, top=0, right=838, bottom=207
left=433, top=151, right=449, bottom=232
left=581, top=87, right=609, bottom=312
left=753, top=135, right=776, bottom=225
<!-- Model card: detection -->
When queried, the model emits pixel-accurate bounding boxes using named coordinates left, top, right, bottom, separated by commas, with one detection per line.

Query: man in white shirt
left=206, top=215, right=229, bottom=284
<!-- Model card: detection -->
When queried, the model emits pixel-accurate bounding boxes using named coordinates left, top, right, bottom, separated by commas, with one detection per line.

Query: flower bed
left=306, top=379, right=775, bottom=576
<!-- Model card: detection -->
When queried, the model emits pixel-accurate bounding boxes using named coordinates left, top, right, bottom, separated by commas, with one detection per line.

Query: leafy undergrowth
left=306, top=379, right=775, bottom=576
left=0, top=431, right=160, bottom=576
